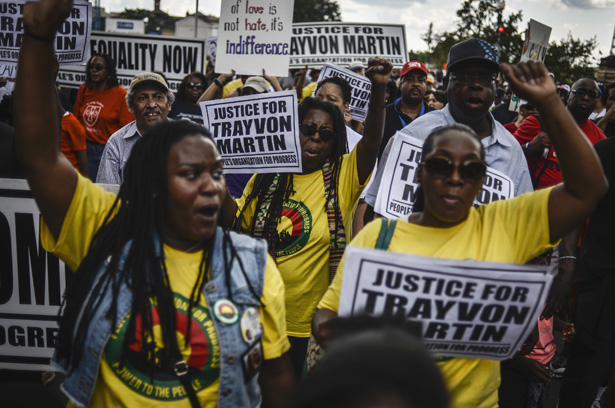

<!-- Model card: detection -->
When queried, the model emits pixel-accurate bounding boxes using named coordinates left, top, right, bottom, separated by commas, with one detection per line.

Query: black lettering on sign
left=0, top=210, right=13, bottom=305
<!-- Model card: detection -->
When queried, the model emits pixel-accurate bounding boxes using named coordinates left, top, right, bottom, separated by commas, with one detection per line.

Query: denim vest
left=54, top=228, right=268, bottom=408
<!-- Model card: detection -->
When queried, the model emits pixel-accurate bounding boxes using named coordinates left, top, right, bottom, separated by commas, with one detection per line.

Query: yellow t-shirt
left=236, top=148, right=367, bottom=337
left=319, top=187, right=556, bottom=408
left=301, top=82, right=317, bottom=101
left=222, top=78, right=243, bottom=98
left=40, top=175, right=289, bottom=407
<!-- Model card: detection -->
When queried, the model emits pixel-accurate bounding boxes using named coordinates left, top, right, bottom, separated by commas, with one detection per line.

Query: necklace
left=185, top=241, right=204, bottom=253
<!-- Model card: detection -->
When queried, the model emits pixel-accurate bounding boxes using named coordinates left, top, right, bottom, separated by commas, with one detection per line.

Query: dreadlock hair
left=315, top=76, right=352, bottom=105
left=236, top=97, right=347, bottom=256
left=85, top=53, right=119, bottom=89
left=176, top=71, right=209, bottom=103
left=56, top=120, right=229, bottom=375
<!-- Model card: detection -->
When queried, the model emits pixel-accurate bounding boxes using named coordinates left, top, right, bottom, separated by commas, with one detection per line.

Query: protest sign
left=313, top=63, right=371, bottom=122
left=339, top=247, right=553, bottom=360
left=216, top=0, right=294, bottom=77
left=374, top=134, right=514, bottom=219
left=56, top=31, right=207, bottom=91
left=201, top=90, right=301, bottom=174
left=208, top=36, right=217, bottom=67
left=0, top=179, right=118, bottom=371
left=0, top=0, right=91, bottom=77
left=290, top=22, right=407, bottom=68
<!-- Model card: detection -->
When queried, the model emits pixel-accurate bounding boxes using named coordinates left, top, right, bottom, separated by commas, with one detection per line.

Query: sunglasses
left=299, top=123, right=337, bottom=142
left=571, top=89, right=599, bottom=99
left=449, top=72, right=497, bottom=86
left=421, top=156, right=487, bottom=182
left=90, top=64, right=106, bottom=71
left=187, top=81, right=204, bottom=90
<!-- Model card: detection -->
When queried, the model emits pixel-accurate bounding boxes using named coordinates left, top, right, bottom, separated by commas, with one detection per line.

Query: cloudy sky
left=102, top=0, right=615, bottom=62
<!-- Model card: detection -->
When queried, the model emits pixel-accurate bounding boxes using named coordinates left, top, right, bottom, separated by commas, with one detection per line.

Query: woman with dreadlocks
left=224, top=59, right=392, bottom=376
left=14, top=1, right=294, bottom=407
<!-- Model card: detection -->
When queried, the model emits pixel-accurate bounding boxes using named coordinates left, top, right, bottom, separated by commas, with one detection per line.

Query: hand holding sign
left=23, top=0, right=73, bottom=40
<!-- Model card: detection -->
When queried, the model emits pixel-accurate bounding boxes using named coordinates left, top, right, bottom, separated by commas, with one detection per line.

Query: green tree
left=292, top=0, right=341, bottom=22
left=544, top=34, right=598, bottom=84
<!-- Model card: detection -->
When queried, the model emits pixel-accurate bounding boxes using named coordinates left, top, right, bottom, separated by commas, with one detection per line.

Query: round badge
left=213, top=299, right=239, bottom=325
left=240, top=307, right=262, bottom=344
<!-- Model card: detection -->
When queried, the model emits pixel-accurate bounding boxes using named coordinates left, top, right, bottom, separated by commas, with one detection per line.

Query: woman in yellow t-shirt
left=313, top=61, right=608, bottom=407
left=14, top=1, right=294, bottom=407
left=224, top=60, right=393, bottom=376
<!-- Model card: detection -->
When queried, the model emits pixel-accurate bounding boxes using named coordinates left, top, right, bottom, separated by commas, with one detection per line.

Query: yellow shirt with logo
left=236, top=148, right=367, bottom=337
left=319, top=187, right=556, bottom=408
left=40, top=174, right=289, bottom=407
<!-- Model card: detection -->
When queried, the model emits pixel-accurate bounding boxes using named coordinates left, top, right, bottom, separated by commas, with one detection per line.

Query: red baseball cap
left=400, top=60, right=428, bottom=78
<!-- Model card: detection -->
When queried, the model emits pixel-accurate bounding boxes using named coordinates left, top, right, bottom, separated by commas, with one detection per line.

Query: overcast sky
left=102, top=0, right=615, bottom=64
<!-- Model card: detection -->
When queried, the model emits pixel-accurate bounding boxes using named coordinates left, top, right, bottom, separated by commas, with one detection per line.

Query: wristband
left=213, top=78, right=223, bottom=89
left=559, top=255, right=577, bottom=261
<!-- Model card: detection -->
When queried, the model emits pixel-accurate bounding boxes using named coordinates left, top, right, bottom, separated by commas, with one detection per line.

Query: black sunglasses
left=449, top=72, right=497, bottom=86
left=187, top=81, right=204, bottom=90
left=571, top=89, right=599, bottom=99
left=90, top=64, right=106, bottom=71
left=299, top=123, right=337, bottom=142
left=421, top=156, right=487, bottom=182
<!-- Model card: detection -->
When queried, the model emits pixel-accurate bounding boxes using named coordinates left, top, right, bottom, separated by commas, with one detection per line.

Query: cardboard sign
left=521, top=19, right=552, bottom=63
left=200, top=90, right=301, bottom=174
left=313, top=63, right=371, bottom=122
left=215, top=0, right=295, bottom=77
left=0, top=0, right=91, bottom=77
left=56, top=31, right=207, bottom=91
left=208, top=35, right=217, bottom=67
left=0, top=178, right=118, bottom=371
left=290, top=22, right=407, bottom=68
left=339, top=247, right=553, bottom=360
left=374, top=134, right=514, bottom=219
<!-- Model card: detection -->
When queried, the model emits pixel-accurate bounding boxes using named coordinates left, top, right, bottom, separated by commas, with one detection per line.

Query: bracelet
left=368, top=102, right=387, bottom=112
left=559, top=255, right=577, bottom=261
left=24, top=31, right=55, bottom=43
left=213, top=78, right=223, bottom=89
left=524, top=142, right=531, bottom=155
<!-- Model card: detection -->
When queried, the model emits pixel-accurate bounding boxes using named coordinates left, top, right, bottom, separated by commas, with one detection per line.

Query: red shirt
left=73, top=84, right=134, bottom=145
left=514, top=115, right=605, bottom=189
left=61, top=111, right=86, bottom=169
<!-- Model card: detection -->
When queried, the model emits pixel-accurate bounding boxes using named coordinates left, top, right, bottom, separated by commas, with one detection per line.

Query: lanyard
left=395, top=97, right=425, bottom=128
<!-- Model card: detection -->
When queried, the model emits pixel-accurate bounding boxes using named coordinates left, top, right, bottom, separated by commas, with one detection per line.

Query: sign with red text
left=216, top=0, right=295, bottom=77
left=200, top=90, right=301, bottom=174
left=314, top=63, right=371, bottom=122
left=339, top=247, right=553, bottom=360
left=374, top=134, right=514, bottom=219
left=290, top=22, right=407, bottom=68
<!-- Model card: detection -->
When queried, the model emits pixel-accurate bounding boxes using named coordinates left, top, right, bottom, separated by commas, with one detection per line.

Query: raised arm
left=500, top=61, right=608, bottom=242
left=355, top=58, right=392, bottom=184
left=14, top=0, right=77, bottom=240
left=198, top=71, right=235, bottom=103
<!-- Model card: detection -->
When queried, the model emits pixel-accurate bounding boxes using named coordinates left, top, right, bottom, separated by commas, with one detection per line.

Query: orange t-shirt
left=74, top=84, right=134, bottom=145
left=61, top=111, right=87, bottom=169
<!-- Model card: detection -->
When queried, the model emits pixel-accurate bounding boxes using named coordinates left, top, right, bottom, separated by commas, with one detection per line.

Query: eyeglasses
left=299, top=123, right=337, bottom=142
left=571, top=89, right=599, bottom=99
left=449, top=73, right=497, bottom=86
left=90, top=64, right=106, bottom=71
left=421, top=156, right=487, bottom=182
left=187, top=82, right=204, bottom=90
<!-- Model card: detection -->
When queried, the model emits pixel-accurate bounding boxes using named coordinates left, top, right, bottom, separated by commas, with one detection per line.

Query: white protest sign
left=207, top=36, right=217, bottom=67
left=0, top=178, right=118, bottom=371
left=216, top=0, right=294, bottom=77
left=290, top=22, right=407, bottom=68
left=55, top=31, right=207, bottom=92
left=521, top=19, right=552, bottom=63
left=0, top=0, right=91, bottom=78
left=313, top=63, right=371, bottom=122
left=201, top=90, right=301, bottom=174
left=339, top=247, right=553, bottom=360
left=374, top=134, right=514, bottom=219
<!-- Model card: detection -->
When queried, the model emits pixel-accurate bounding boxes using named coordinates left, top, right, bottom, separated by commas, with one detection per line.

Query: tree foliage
left=292, top=0, right=341, bottom=23
left=544, top=34, right=598, bottom=84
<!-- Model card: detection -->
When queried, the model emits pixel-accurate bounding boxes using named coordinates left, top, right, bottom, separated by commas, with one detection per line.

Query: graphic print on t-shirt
left=276, top=199, right=312, bottom=258
left=83, top=102, right=103, bottom=127
left=105, top=293, right=220, bottom=400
